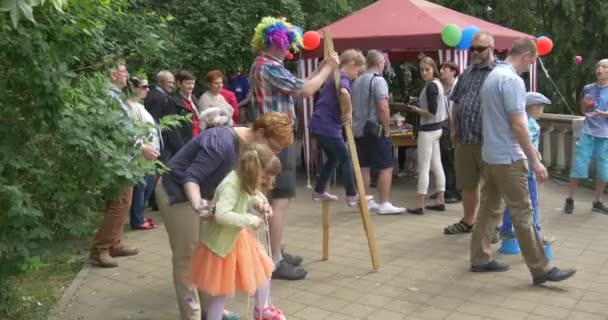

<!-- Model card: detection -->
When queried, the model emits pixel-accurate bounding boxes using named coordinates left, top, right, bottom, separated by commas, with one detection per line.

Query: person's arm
left=339, top=88, right=352, bottom=123
left=504, top=78, right=547, bottom=181
left=300, top=53, right=339, bottom=97
left=182, top=136, right=225, bottom=206
left=238, top=93, right=251, bottom=108
left=144, top=93, right=163, bottom=122
left=451, top=103, right=460, bottom=141
left=509, top=113, right=547, bottom=181
left=408, top=82, right=438, bottom=118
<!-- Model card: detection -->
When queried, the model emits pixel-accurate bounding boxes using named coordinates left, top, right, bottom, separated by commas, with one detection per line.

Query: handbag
left=363, top=74, right=385, bottom=138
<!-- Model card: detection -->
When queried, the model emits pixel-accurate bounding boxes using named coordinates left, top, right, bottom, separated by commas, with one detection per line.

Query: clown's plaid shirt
left=249, top=53, right=304, bottom=121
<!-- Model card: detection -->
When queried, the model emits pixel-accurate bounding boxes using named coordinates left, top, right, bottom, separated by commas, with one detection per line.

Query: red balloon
left=285, top=52, right=294, bottom=61
left=536, top=36, right=553, bottom=56
left=302, top=31, right=321, bottom=51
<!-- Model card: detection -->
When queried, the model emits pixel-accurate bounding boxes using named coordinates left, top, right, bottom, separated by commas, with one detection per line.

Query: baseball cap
left=526, top=92, right=551, bottom=106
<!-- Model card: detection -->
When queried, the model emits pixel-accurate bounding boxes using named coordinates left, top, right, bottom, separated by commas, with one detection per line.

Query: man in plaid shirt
left=249, top=17, right=338, bottom=280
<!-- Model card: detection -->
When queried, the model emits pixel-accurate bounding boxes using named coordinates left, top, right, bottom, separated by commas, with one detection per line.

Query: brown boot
left=110, top=246, right=139, bottom=258
left=90, top=251, right=118, bottom=268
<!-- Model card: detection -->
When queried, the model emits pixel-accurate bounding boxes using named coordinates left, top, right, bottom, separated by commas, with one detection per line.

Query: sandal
left=444, top=220, right=473, bottom=234
left=133, top=221, right=156, bottom=230
left=254, top=305, right=286, bottom=320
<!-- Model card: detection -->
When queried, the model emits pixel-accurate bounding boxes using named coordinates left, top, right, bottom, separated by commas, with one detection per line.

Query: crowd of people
left=82, top=15, right=608, bottom=320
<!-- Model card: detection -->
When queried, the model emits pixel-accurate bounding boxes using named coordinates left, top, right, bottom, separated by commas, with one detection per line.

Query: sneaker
left=90, top=251, right=118, bottom=268
left=312, top=191, right=338, bottom=202
left=346, top=194, right=373, bottom=207
left=444, top=220, right=473, bottom=234
left=368, top=200, right=380, bottom=212
left=281, top=250, right=302, bottom=267
left=592, top=201, right=608, bottom=214
left=564, top=198, right=574, bottom=214
left=254, top=305, right=286, bottom=320
left=394, top=170, right=407, bottom=178
left=272, top=261, right=307, bottom=280
left=471, top=260, right=510, bottom=273
left=377, top=202, right=405, bottom=215
left=533, top=267, right=576, bottom=285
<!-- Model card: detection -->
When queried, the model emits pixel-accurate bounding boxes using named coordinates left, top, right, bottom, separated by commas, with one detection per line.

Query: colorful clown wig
left=251, top=17, right=303, bottom=53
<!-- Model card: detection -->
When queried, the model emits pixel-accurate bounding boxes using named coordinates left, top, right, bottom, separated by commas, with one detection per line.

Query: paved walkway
left=57, top=177, right=608, bottom=320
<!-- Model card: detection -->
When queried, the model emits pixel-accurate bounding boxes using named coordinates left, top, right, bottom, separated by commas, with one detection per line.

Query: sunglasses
left=139, top=85, right=150, bottom=89
left=470, top=46, right=491, bottom=53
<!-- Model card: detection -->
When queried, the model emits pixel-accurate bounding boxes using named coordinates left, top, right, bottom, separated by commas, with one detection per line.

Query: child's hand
left=250, top=216, right=263, bottom=229
left=192, top=199, right=214, bottom=219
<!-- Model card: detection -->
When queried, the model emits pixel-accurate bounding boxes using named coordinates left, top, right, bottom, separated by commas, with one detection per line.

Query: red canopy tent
left=304, top=0, right=534, bottom=55
left=296, top=0, right=537, bottom=186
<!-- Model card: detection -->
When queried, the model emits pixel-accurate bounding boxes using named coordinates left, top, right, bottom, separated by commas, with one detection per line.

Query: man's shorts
left=455, top=143, right=484, bottom=189
left=355, top=136, right=393, bottom=170
left=271, top=142, right=297, bottom=199
left=570, top=133, right=608, bottom=182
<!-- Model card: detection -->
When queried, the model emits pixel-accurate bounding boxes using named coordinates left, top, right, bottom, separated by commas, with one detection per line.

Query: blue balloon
left=457, top=25, right=480, bottom=50
left=293, top=25, right=303, bottom=37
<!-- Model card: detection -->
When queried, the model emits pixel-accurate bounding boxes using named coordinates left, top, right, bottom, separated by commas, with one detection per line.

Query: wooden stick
left=323, top=29, right=380, bottom=271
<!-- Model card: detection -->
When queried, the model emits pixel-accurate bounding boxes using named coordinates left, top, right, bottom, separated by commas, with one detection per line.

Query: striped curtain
left=529, top=61, right=537, bottom=92
left=297, top=57, right=319, bottom=188
left=437, top=49, right=468, bottom=74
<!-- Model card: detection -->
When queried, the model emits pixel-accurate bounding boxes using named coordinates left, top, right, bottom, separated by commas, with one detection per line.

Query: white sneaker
left=368, top=200, right=380, bottom=212
left=377, top=202, right=405, bottom=215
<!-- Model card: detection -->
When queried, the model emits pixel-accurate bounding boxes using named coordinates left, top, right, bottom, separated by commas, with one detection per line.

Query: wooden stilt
left=321, top=29, right=380, bottom=271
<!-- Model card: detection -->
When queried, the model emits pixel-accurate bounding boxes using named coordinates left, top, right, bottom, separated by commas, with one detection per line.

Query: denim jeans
left=500, top=173, right=541, bottom=236
left=314, top=134, right=356, bottom=196
left=130, top=175, right=157, bottom=228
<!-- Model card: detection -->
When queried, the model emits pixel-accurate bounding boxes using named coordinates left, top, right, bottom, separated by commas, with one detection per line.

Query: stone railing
left=537, top=113, right=585, bottom=176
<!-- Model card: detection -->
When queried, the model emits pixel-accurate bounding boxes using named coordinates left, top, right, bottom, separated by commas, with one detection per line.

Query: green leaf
left=18, top=0, right=35, bottom=23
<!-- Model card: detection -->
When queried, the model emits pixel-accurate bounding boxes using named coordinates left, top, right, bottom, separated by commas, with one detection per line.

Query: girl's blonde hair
left=340, top=49, right=366, bottom=67
left=237, top=143, right=281, bottom=195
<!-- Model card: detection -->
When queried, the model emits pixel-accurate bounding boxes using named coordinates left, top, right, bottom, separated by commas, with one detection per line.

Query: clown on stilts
left=247, top=17, right=339, bottom=281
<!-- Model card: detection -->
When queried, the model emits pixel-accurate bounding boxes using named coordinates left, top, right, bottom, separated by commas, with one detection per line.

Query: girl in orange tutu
left=190, top=143, right=286, bottom=320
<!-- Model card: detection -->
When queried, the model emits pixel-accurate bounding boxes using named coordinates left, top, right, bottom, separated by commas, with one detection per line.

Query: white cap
left=526, top=92, right=551, bottom=106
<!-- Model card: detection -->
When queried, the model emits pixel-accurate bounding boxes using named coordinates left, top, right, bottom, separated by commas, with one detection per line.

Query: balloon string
left=537, top=57, right=576, bottom=115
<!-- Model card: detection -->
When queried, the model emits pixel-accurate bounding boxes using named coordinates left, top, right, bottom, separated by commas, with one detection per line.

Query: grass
left=0, top=238, right=90, bottom=320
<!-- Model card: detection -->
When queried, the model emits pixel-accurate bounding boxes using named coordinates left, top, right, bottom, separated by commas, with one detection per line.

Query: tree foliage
left=434, top=0, right=608, bottom=113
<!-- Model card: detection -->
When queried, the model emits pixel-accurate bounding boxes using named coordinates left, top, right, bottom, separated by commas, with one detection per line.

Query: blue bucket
left=544, top=244, right=553, bottom=261
left=499, top=238, right=521, bottom=254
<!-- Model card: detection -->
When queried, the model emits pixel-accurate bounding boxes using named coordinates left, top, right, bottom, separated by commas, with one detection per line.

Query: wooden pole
left=322, top=29, right=380, bottom=271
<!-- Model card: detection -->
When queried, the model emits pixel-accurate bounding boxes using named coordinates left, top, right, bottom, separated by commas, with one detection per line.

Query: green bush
left=0, top=0, right=175, bottom=313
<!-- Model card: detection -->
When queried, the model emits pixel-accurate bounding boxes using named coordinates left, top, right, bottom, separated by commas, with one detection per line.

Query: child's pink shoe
left=253, top=305, right=286, bottom=320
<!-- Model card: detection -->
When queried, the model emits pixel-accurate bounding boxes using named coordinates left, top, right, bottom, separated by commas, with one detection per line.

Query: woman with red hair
left=198, top=70, right=237, bottom=125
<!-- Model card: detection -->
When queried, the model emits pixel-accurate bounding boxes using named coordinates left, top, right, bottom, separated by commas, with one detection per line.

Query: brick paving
left=57, top=176, right=608, bottom=320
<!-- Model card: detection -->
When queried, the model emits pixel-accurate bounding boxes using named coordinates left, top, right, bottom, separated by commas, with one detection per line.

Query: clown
left=248, top=17, right=339, bottom=280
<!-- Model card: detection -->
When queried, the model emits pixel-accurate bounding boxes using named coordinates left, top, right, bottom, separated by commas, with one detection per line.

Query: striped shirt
left=450, top=60, right=496, bottom=144
left=249, top=52, right=304, bottom=121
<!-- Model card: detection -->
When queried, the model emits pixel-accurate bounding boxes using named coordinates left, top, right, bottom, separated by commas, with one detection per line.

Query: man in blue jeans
left=352, top=50, right=405, bottom=215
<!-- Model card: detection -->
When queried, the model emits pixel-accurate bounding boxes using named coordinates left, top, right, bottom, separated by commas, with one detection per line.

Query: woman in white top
left=127, top=77, right=160, bottom=230
left=197, top=70, right=234, bottom=129
left=405, top=57, right=448, bottom=215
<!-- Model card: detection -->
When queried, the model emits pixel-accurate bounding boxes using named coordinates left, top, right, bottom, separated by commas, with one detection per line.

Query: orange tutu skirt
left=190, top=229, right=274, bottom=297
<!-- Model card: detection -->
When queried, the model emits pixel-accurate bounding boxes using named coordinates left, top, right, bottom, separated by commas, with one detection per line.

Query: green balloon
left=441, top=24, right=462, bottom=47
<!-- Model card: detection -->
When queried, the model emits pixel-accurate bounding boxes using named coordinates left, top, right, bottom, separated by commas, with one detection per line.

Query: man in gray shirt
left=352, top=50, right=404, bottom=215
left=470, top=39, right=575, bottom=284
